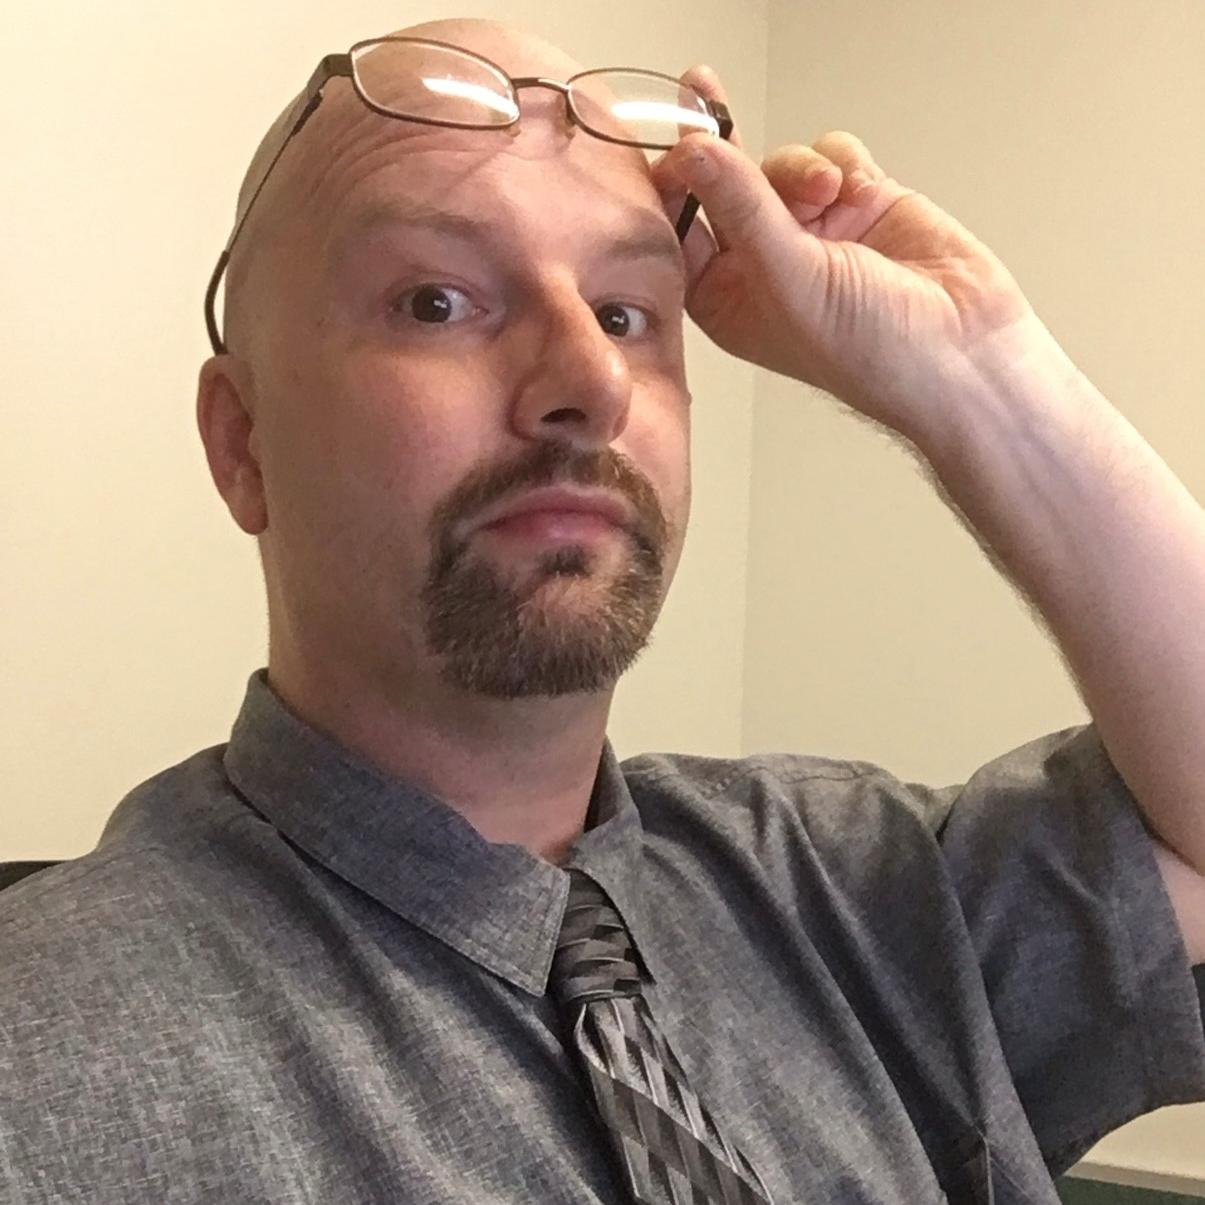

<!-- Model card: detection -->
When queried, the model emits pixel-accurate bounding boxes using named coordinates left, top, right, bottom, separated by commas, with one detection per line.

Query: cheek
left=347, top=349, right=505, bottom=456
left=625, top=389, right=691, bottom=532
left=266, top=355, right=490, bottom=557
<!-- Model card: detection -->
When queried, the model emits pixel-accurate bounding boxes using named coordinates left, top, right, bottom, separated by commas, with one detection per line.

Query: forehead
left=276, top=76, right=673, bottom=264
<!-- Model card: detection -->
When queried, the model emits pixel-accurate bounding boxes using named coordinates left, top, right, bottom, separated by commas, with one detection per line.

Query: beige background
left=3, top=0, right=1201, bottom=1186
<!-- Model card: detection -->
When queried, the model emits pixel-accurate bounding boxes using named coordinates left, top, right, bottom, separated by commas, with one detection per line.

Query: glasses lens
left=568, top=70, right=719, bottom=149
left=350, top=39, right=518, bottom=126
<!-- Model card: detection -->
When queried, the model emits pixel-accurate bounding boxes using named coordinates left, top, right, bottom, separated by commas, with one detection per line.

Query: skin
left=199, top=19, right=698, bottom=864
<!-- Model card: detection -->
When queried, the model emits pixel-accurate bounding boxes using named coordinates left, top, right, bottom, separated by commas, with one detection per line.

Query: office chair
left=0, top=861, right=63, bottom=891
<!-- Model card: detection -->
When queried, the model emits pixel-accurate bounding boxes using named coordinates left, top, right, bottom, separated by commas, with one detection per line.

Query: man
left=2, top=14, right=1204, bottom=1203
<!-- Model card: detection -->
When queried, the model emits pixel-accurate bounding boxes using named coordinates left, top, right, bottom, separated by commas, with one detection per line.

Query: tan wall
left=1, top=0, right=768, bottom=856
left=747, top=0, right=1205, bottom=1184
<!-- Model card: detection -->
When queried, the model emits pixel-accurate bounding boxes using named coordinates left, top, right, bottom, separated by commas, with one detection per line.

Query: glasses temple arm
left=674, top=196, right=700, bottom=242
left=205, top=54, right=352, bottom=354
left=674, top=100, right=732, bottom=246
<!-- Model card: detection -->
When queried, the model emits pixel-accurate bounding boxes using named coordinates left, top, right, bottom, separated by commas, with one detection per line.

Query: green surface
left=1057, top=1177, right=1204, bottom=1204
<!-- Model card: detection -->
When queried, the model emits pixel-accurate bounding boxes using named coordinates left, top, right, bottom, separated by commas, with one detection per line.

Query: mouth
left=468, top=485, right=634, bottom=543
left=477, top=509, right=625, bottom=544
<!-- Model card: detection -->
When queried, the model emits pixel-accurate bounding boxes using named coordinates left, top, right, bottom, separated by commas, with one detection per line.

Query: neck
left=266, top=649, right=614, bottom=865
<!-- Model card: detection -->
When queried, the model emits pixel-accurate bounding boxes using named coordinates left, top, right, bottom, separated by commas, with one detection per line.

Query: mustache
left=431, top=439, right=667, bottom=551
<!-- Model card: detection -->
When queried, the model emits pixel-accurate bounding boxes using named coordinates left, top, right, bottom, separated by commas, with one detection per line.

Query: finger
left=678, top=63, right=744, bottom=152
left=649, top=162, right=717, bottom=287
left=657, top=132, right=825, bottom=282
left=760, top=144, right=843, bottom=223
left=811, top=130, right=887, bottom=207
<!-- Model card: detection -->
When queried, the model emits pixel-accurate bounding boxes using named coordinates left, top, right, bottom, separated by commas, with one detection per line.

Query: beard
left=420, top=525, right=666, bottom=699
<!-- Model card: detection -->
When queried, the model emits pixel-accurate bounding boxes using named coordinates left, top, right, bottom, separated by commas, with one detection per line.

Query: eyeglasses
left=204, top=35, right=734, bottom=355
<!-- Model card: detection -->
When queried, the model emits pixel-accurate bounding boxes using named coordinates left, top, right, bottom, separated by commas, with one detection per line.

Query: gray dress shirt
left=2, top=667, right=1204, bottom=1203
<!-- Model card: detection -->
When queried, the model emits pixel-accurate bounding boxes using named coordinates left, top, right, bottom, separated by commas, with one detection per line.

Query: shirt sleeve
left=903, top=722, right=1205, bottom=1176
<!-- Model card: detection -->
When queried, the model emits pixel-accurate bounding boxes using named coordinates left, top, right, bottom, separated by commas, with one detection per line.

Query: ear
left=196, top=356, right=268, bottom=536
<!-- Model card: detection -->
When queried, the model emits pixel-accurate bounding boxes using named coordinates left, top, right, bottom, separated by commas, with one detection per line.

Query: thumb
left=661, top=133, right=820, bottom=268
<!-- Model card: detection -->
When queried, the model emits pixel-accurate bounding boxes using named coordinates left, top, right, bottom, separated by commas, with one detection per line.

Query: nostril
left=545, top=408, right=582, bottom=424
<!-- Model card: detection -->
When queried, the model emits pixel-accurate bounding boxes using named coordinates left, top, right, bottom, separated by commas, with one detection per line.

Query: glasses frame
left=204, top=35, right=733, bottom=355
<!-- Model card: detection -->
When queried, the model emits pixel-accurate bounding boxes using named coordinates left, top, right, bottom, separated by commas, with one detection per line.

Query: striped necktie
left=550, top=867, right=775, bottom=1205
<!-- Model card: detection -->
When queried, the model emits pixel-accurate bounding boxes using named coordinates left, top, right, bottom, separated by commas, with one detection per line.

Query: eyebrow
left=332, top=198, right=686, bottom=277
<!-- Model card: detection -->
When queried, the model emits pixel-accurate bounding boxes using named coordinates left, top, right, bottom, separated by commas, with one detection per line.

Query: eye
left=391, top=283, right=478, bottom=326
left=595, top=301, right=651, bottom=339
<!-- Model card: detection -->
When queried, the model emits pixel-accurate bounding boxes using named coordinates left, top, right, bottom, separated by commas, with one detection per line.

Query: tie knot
left=550, top=869, right=643, bottom=1008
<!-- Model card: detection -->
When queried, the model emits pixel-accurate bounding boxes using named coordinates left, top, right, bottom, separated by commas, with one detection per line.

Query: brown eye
left=393, top=284, right=475, bottom=325
left=596, top=302, right=649, bottom=339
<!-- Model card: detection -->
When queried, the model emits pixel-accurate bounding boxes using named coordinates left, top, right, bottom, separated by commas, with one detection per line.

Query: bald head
left=197, top=14, right=696, bottom=717
left=221, top=18, right=598, bottom=355
left=233, top=19, right=586, bottom=219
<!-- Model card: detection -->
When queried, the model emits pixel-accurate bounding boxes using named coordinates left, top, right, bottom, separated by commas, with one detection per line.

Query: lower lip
left=480, top=510, right=623, bottom=542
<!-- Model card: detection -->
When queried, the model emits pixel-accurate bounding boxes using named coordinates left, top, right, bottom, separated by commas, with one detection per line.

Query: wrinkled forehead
left=263, top=54, right=663, bottom=250
left=239, top=26, right=584, bottom=189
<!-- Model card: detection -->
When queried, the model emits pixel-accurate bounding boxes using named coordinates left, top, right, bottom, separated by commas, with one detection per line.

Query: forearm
left=912, top=318, right=1205, bottom=874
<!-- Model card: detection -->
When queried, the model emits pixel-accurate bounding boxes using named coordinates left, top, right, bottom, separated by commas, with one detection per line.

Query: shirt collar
left=222, top=668, right=662, bottom=997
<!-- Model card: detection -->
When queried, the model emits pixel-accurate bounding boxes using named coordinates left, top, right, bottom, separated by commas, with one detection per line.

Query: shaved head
left=233, top=18, right=587, bottom=220
left=198, top=13, right=693, bottom=718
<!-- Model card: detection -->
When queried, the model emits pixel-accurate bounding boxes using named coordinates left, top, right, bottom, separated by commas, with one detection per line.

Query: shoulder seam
left=626, top=756, right=880, bottom=804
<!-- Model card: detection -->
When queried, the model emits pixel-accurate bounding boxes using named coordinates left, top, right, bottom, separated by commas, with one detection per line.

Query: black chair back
left=0, top=861, right=63, bottom=891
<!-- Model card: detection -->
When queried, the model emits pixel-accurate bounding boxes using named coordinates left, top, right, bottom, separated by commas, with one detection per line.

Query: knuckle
left=814, top=129, right=883, bottom=178
left=763, top=145, right=834, bottom=187
left=817, top=129, right=862, bottom=153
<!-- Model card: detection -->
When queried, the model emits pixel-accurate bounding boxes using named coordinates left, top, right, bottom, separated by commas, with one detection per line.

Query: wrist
left=911, top=315, right=1102, bottom=481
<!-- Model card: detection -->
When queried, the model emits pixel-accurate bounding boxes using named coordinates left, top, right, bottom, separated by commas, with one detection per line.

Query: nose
left=507, top=281, right=633, bottom=450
